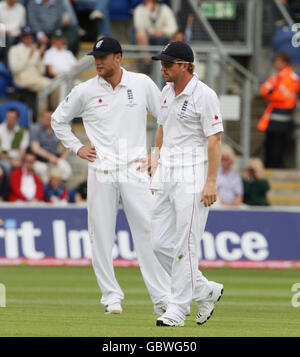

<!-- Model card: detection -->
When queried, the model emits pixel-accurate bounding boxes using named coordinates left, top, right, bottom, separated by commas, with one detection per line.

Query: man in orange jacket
left=258, top=51, right=299, bottom=168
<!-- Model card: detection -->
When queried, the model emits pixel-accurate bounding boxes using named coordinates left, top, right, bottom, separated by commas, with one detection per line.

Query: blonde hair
left=188, top=63, right=195, bottom=74
left=50, top=167, right=63, bottom=180
left=221, top=144, right=235, bottom=162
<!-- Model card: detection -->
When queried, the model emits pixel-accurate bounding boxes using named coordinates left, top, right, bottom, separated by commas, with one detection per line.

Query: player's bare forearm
left=150, top=125, right=163, bottom=176
left=201, top=132, right=222, bottom=207
left=77, top=146, right=97, bottom=162
left=155, top=125, right=163, bottom=150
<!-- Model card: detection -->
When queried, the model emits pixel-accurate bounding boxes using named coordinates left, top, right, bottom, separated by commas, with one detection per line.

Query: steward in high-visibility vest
left=258, top=59, right=299, bottom=131
left=258, top=52, right=300, bottom=168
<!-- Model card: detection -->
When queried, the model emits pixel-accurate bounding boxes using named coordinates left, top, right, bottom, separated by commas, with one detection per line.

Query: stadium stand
left=0, top=0, right=300, bottom=206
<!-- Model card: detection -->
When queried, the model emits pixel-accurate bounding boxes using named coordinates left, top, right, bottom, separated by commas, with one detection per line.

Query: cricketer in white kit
left=151, top=41, right=224, bottom=327
left=51, top=37, right=170, bottom=315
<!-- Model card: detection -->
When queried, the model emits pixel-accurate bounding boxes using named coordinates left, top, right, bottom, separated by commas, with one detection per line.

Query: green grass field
left=0, top=266, right=299, bottom=337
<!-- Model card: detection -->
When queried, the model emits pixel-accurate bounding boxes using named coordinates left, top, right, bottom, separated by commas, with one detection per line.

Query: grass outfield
left=0, top=266, right=299, bottom=337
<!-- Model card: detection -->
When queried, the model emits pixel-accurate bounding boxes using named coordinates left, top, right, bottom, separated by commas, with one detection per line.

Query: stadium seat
left=0, top=61, right=14, bottom=99
left=0, top=100, right=31, bottom=129
left=109, top=0, right=131, bottom=19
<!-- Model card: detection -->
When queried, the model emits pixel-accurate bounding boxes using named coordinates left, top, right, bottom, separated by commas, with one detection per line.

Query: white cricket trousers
left=87, top=164, right=170, bottom=307
left=151, top=164, right=212, bottom=320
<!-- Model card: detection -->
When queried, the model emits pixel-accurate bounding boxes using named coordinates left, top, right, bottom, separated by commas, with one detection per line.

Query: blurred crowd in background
left=1, top=0, right=300, bottom=206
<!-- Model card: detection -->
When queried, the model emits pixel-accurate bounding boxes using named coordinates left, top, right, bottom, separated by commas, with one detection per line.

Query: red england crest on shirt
left=214, top=115, right=218, bottom=120
left=99, top=98, right=102, bottom=103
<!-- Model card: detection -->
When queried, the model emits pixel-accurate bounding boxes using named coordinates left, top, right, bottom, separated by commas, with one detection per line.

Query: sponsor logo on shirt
left=94, top=98, right=108, bottom=109
left=212, top=114, right=222, bottom=126
left=161, top=98, right=168, bottom=109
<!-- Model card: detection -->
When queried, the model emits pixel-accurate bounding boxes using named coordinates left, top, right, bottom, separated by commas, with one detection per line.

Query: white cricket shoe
left=105, top=303, right=122, bottom=314
left=156, top=312, right=185, bottom=327
left=196, top=282, right=223, bottom=325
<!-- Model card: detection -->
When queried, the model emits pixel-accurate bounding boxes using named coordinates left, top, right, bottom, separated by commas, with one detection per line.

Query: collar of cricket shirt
left=171, top=73, right=198, bottom=98
left=98, top=67, right=129, bottom=88
left=119, top=67, right=129, bottom=87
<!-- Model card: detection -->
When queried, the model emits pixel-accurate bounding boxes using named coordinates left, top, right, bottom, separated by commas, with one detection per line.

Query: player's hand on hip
left=77, top=146, right=97, bottom=162
left=201, top=181, right=217, bottom=207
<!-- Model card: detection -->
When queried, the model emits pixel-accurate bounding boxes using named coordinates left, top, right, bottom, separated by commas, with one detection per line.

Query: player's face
left=160, top=60, right=186, bottom=82
left=94, top=53, right=121, bottom=79
left=24, top=154, right=35, bottom=172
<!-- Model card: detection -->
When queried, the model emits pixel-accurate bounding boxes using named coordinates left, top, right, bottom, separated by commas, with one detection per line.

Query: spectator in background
left=74, top=0, right=111, bottom=38
left=27, top=0, right=63, bottom=46
left=43, top=29, right=78, bottom=78
left=0, top=164, right=9, bottom=201
left=8, top=26, right=50, bottom=94
left=30, top=109, right=72, bottom=183
left=0, top=0, right=26, bottom=64
left=133, top=0, right=178, bottom=73
left=242, top=158, right=270, bottom=206
left=0, top=108, right=29, bottom=176
left=216, top=144, right=243, bottom=206
left=27, top=0, right=78, bottom=52
left=7, top=150, right=44, bottom=202
left=74, top=177, right=87, bottom=203
left=257, top=52, right=299, bottom=168
left=61, top=0, right=80, bottom=55
left=44, top=167, right=68, bottom=203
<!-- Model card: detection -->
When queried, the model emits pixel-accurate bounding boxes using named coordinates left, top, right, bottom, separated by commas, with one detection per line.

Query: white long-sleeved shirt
left=8, top=43, right=45, bottom=77
left=51, top=68, right=161, bottom=171
left=43, top=46, right=78, bottom=75
left=133, top=3, right=178, bottom=38
left=0, top=1, right=26, bottom=37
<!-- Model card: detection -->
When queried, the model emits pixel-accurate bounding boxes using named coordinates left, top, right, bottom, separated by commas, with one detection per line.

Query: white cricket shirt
left=158, top=74, right=224, bottom=167
left=43, top=46, right=78, bottom=75
left=51, top=68, right=161, bottom=171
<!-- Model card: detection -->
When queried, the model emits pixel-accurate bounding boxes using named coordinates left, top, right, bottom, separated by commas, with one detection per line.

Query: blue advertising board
left=0, top=205, right=299, bottom=267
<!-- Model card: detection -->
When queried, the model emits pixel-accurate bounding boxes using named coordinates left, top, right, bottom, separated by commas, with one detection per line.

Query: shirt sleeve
left=43, top=50, right=51, bottom=66
left=233, top=174, right=244, bottom=196
left=201, top=88, right=224, bottom=137
left=30, top=124, right=40, bottom=143
left=157, top=85, right=168, bottom=126
left=161, top=5, right=178, bottom=37
left=51, top=84, right=85, bottom=154
left=145, top=75, right=161, bottom=120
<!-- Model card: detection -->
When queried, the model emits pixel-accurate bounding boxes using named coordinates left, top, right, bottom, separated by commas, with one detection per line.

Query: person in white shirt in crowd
left=151, top=41, right=224, bottom=327
left=133, top=0, right=178, bottom=73
left=216, top=144, right=243, bottom=206
left=43, top=29, right=78, bottom=78
left=51, top=37, right=170, bottom=316
left=0, top=0, right=26, bottom=63
left=43, top=28, right=78, bottom=101
left=0, top=108, right=29, bottom=175
left=8, top=26, right=50, bottom=93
